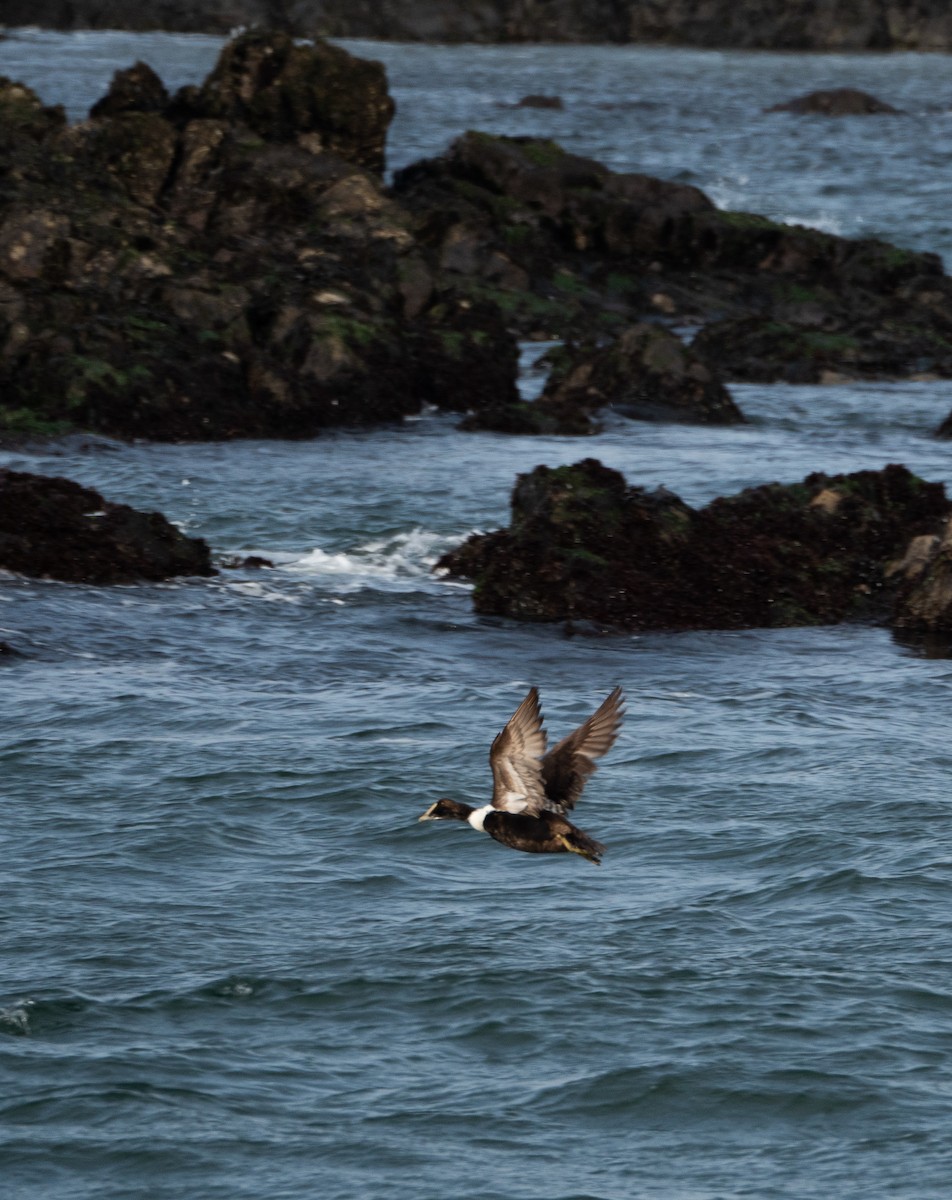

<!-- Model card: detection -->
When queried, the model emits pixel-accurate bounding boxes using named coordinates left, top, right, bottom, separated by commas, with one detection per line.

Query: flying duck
left=419, top=686, right=624, bottom=864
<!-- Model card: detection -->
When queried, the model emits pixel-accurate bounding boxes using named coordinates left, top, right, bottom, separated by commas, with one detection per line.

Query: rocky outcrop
left=437, top=459, right=952, bottom=631
left=7, top=1, right=952, bottom=51
left=394, top=131, right=952, bottom=388
left=767, top=88, right=901, bottom=115
left=3, top=37, right=952, bottom=443
left=0, top=469, right=215, bottom=583
left=539, top=324, right=743, bottom=424
left=89, top=62, right=170, bottom=118
left=466, top=323, right=742, bottom=433
left=0, top=33, right=519, bottom=441
left=170, top=32, right=395, bottom=173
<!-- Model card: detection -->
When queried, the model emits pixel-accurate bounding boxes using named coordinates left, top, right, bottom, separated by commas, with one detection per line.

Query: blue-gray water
left=3, top=30, right=952, bottom=1200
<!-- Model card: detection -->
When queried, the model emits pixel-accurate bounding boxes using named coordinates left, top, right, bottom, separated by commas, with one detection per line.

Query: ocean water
left=3, top=30, right=952, bottom=1200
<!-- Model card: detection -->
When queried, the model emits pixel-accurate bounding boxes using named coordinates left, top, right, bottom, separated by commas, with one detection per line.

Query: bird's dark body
left=483, top=810, right=606, bottom=861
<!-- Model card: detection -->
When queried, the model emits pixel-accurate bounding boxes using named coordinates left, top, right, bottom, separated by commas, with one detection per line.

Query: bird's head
left=418, top=798, right=473, bottom=822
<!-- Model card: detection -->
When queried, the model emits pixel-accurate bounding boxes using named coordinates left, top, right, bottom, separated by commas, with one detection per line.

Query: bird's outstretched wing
left=489, top=687, right=547, bottom=814
left=540, top=686, right=624, bottom=814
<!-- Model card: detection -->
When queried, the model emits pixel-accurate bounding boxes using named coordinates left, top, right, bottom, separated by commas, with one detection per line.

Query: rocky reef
left=0, top=469, right=215, bottom=583
left=3, top=33, right=952, bottom=442
left=7, top=1, right=952, bottom=51
left=437, top=459, right=952, bottom=633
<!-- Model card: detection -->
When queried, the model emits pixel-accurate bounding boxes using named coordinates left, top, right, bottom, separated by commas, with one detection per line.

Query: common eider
left=419, top=686, right=623, bottom=865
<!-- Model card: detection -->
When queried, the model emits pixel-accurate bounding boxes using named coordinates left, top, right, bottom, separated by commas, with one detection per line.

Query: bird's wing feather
left=489, top=687, right=547, bottom=814
left=541, top=686, right=624, bottom=813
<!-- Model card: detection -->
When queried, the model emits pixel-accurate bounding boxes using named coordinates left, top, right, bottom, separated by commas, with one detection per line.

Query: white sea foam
left=0, top=999, right=34, bottom=1035
left=774, top=210, right=853, bottom=237
left=285, top=528, right=466, bottom=594
left=226, top=580, right=304, bottom=604
left=708, top=175, right=854, bottom=238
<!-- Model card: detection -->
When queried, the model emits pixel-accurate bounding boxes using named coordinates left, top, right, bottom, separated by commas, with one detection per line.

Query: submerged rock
left=767, top=88, right=900, bottom=115
left=514, top=95, right=564, bottom=109
left=0, top=469, right=215, bottom=583
left=437, top=459, right=952, bottom=631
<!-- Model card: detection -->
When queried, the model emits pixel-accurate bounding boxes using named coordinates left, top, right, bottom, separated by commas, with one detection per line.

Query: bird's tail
left=559, top=830, right=606, bottom=866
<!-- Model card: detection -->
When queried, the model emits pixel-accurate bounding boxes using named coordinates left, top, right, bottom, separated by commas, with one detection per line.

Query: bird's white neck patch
left=467, top=804, right=494, bottom=833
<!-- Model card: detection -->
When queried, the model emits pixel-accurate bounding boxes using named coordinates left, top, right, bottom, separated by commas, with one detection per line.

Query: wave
left=283, top=528, right=468, bottom=594
left=521, top=1060, right=887, bottom=1128
left=707, top=174, right=853, bottom=238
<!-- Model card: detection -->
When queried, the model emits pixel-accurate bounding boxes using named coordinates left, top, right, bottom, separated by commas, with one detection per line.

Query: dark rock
left=465, top=321, right=744, bottom=436
left=176, top=29, right=395, bottom=173
left=515, top=95, right=564, bottom=109
left=10, top=1, right=952, bottom=51
left=0, top=34, right=434, bottom=441
left=89, top=62, right=170, bottom=118
left=392, top=130, right=952, bottom=395
left=890, top=522, right=952, bottom=631
left=0, top=77, right=66, bottom=151
left=0, top=1, right=281, bottom=35
left=0, top=469, right=216, bottom=583
left=394, top=131, right=714, bottom=266
left=540, top=323, right=744, bottom=424
left=412, top=292, right=521, bottom=414
left=693, top=311, right=952, bottom=383
left=437, top=459, right=951, bottom=631
left=767, top=88, right=900, bottom=115
left=219, top=554, right=275, bottom=568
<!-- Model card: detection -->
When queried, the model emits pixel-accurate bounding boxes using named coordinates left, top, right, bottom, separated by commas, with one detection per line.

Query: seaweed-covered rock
left=437, top=459, right=951, bottom=631
left=392, top=130, right=715, bottom=279
left=0, top=469, right=215, bottom=583
left=3, top=40, right=952, bottom=445
left=391, top=131, right=952, bottom=390
left=692, top=312, right=952, bottom=383
left=0, top=33, right=486, bottom=441
left=466, top=322, right=742, bottom=435
left=176, top=29, right=395, bottom=173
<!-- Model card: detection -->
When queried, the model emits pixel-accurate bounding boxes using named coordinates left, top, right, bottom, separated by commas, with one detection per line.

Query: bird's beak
left=418, top=804, right=439, bottom=821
